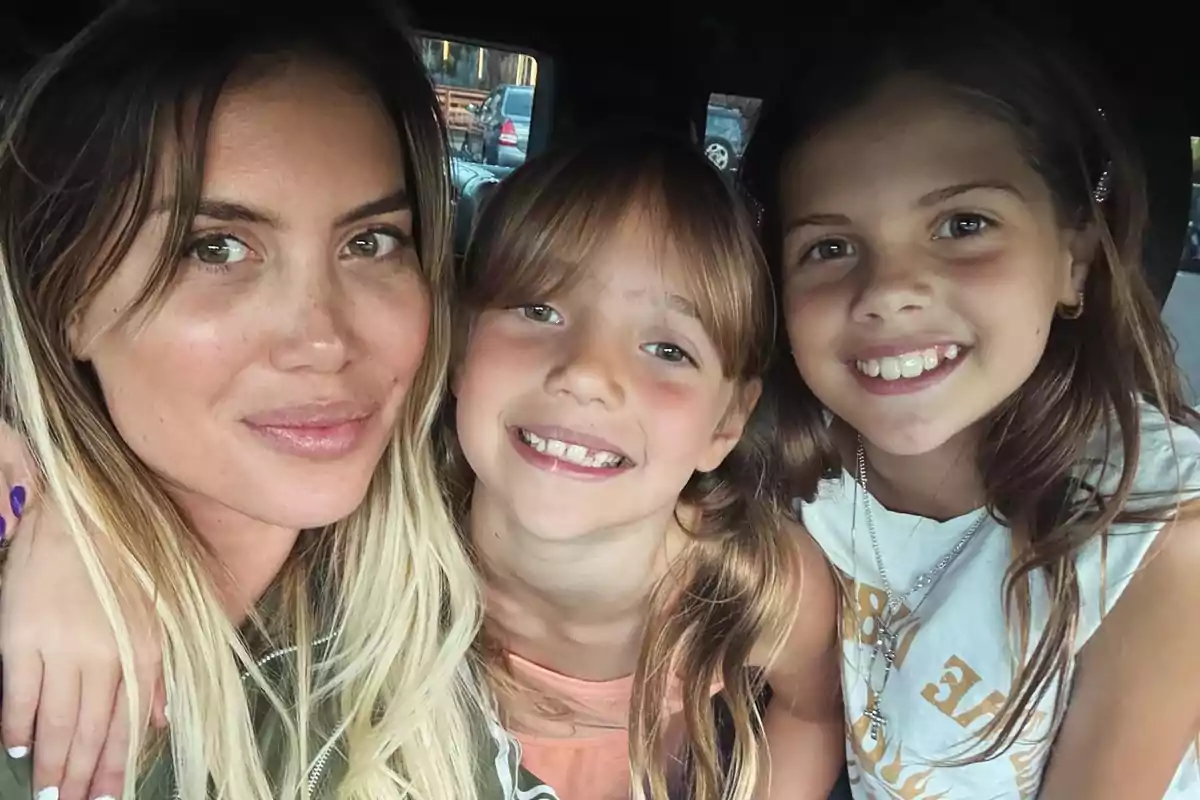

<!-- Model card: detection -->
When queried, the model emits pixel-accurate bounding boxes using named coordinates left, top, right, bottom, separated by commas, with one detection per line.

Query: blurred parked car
left=462, top=83, right=533, bottom=167
left=704, top=104, right=746, bottom=171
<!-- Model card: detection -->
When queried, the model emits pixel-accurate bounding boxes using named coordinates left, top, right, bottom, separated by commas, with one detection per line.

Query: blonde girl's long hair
left=440, top=132, right=802, bottom=800
left=0, top=1, right=486, bottom=797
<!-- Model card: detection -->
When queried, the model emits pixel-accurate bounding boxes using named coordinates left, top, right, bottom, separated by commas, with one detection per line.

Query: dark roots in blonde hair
left=740, top=3, right=1197, bottom=763
left=0, top=1, right=486, bottom=797
left=439, top=130, right=802, bottom=799
left=0, top=0, right=455, bottom=633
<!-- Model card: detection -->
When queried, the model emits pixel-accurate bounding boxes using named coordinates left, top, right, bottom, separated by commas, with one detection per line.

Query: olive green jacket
left=0, top=635, right=558, bottom=798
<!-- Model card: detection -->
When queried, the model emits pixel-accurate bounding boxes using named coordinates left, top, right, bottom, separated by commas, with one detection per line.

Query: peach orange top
left=507, top=652, right=721, bottom=800
left=508, top=653, right=634, bottom=800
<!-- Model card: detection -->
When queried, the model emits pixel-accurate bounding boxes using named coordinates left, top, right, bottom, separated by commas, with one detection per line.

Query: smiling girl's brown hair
left=0, top=0, right=487, bottom=797
left=439, top=130, right=802, bottom=800
left=740, top=4, right=1196, bottom=762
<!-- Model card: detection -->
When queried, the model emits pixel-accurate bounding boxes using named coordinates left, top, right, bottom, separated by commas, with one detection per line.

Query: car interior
left=6, top=0, right=1196, bottom=383
left=2, top=0, right=1197, bottom=794
left=422, top=0, right=1198, bottom=401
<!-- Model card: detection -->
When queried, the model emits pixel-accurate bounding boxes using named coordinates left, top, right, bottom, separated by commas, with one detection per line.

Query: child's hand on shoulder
left=0, top=422, right=166, bottom=800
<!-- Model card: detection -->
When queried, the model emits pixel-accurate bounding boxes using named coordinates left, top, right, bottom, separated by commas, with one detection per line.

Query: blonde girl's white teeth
left=922, top=348, right=938, bottom=369
left=520, top=428, right=625, bottom=467
left=945, top=343, right=960, bottom=359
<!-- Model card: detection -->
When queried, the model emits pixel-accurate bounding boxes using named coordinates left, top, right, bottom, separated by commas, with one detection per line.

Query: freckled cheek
left=370, top=307, right=432, bottom=399
left=89, top=331, right=243, bottom=466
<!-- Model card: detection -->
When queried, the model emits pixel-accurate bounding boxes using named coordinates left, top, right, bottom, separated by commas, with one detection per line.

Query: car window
left=418, top=34, right=546, bottom=256
left=502, top=89, right=534, bottom=118
left=706, top=110, right=740, bottom=140
left=702, top=93, right=760, bottom=173
left=418, top=34, right=542, bottom=165
left=1161, top=136, right=1200, bottom=403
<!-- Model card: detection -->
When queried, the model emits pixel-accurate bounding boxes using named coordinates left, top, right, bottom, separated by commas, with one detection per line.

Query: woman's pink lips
left=243, top=404, right=377, bottom=460
left=242, top=400, right=375, bottom=427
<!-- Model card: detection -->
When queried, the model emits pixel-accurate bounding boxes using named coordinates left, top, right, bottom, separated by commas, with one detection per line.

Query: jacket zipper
left=170, top=633, right=337, bottom=799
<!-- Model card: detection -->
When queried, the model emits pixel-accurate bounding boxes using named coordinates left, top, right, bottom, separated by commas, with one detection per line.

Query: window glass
left=702, top=93, right=761, bottom=173
left=420, top=36, right=540, bottom=167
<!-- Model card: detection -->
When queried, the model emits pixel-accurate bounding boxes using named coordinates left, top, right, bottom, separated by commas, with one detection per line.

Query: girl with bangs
left=443, top=132, right=843, bottom=800
left=739, top=6, right=1200, bottom=798
left=0, top=133, right=846, bottom=799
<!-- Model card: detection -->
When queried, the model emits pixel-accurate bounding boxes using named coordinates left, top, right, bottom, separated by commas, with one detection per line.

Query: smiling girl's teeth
left=518, top=430, right=624, bottom=468
left=856, top=344, right=961, bottom=381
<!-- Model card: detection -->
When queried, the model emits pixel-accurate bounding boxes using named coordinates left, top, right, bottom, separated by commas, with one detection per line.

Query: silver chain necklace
left=856, top=435, right=990, bottom=739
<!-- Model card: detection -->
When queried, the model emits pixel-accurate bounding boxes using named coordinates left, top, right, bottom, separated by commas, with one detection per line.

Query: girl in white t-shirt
left=739, top=7, right=1200, bottom=799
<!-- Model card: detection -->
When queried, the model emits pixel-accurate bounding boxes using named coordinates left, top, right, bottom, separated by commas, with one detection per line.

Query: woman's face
left=73, top=58, right=432, bottom=535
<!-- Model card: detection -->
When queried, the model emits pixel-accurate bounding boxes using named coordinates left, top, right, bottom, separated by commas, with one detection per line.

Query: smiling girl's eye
left=643, top=342, right=695, bottom=366
left=517, top=304, right=563, bottom=325
left=184, top=233, right=253, bottom=271
left=342, top=227, right=413, bottom=259
left=802, top=237, right=857, bottom=263
left=934, top=213, right=994, bottom=240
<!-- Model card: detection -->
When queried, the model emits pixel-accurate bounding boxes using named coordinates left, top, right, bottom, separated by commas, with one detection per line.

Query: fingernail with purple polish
left=9, top=485, right=24, bottom=519
left=0, top=515, right=6, bottom=543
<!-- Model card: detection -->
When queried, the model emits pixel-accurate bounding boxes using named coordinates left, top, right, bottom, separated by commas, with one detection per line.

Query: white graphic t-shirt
left=799, top=402, right=1200, bottom=799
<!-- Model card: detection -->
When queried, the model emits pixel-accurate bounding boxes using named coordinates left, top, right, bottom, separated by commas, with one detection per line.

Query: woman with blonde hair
left=0, top=0, right=552, bottom=797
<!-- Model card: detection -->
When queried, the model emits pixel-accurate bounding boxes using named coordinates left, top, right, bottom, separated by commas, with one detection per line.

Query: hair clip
left=1093, top=164, right=1112, bottom=205
left=1092, top=107, right=1112, bottom=205
left=742, top=190, right=766, bottom=230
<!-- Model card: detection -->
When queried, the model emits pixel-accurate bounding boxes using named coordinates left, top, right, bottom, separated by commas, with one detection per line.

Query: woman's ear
left=696, top=379, right=762, bottom=473
left=67, top=308, right=93, bottom=362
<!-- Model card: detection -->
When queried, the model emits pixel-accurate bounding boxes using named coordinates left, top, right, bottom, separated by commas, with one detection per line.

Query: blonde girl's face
left=453, top=204, right=756, bottom=542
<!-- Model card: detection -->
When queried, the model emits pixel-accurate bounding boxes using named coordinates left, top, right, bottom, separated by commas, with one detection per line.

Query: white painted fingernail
left=35, top=788, right=59, bottom=800
left=6, top=745, right=28, bottom=758
left=92, top=795, right=117, bottom=800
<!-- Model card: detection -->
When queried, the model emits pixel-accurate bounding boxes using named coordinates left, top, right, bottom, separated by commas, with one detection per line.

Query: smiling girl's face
left=777, top=75, right=1090, bottom=456
left=454, top=201, right=754, bottom=542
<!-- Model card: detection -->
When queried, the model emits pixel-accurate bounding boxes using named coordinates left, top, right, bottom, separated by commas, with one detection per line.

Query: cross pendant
left=864, top=702, right=886, bottom=739
left=872, top=617, right=898, bottom=683
left=864, top=616, right=898, bottom=742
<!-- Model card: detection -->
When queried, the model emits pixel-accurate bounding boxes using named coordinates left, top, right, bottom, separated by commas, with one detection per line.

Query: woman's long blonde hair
left=0, top=1, right=486, bottom=797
